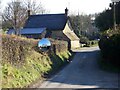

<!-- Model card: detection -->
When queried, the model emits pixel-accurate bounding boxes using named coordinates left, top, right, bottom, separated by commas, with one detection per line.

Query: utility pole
left=113, top=2, right=116, bottom=30
left=111, top=0, right=120, bottom=30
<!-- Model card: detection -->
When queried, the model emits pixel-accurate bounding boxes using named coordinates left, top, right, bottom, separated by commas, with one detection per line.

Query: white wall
left=71, top=40, right=80, bottom=49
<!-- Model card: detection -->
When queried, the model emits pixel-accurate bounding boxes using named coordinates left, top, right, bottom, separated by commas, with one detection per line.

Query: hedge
left=1, top=34, right=71, bottom=88
left=49, top=38, right=68, bottom=54
left=99, top=33, right=120, bottom=68
left=2, top=34, right=38, bottom=65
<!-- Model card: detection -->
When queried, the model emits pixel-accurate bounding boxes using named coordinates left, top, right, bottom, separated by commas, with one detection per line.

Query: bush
left=2, top=35, right=68, bottom=64
left=80, top=36, right=89, bottom=44
left=48, top=38, right=68, bottom=54
left=98, top=33, right=120, bottom=67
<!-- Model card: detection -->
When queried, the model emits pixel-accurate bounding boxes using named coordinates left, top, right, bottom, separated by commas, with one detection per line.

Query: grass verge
left=28, top=51, right=75, bottom=88
left=2, top=50, right=72, bottom=88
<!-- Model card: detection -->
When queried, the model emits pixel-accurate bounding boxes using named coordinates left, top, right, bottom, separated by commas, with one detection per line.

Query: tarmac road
left=39, top=47, right=119, bottom=88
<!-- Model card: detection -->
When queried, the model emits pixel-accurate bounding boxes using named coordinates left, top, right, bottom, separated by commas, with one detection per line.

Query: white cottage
left=23, top=8, right=80, bottom=49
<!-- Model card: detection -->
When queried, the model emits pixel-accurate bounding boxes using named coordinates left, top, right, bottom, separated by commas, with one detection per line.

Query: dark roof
left=7, top=28, right=46, bottom=35
left=24, top=14, right=68, bottom=30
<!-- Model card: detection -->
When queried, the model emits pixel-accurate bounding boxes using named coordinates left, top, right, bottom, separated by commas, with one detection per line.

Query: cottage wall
left=63, top=23, right=80, bottom=49
left=50, top=23, right=80, bottom=50
left=71, top=40, right=80, bottom=49
left=63, top=23, right=72, bottom=33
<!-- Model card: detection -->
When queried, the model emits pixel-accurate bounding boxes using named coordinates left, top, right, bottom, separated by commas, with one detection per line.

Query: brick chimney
left=65, top=7, right=68, bottom=16
left=28, top=9, right=31, bottom=17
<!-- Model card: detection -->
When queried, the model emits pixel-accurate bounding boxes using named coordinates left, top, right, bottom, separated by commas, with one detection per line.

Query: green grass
left=45, top=51, right=72, bottom=77
left=2, top=50, right=52, bottom=88
left=2, top=50, right=72, bottom=88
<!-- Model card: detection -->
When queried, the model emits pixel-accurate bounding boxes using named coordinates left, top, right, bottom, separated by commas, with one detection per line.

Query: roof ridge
left=30, top=13, right=66, bottom=16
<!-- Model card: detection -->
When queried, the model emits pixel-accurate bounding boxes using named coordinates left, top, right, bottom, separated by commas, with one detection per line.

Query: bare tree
left=2, top=1, right=27, bottom=35
left=23, top=0, right=46, bottom=15
left=2, top=0, right=47, bottom=35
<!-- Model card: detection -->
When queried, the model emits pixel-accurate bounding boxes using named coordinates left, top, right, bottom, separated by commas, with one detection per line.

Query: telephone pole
left=113, top=2, right=116, bottom=30
left=111, top=0, right=120, bottom=30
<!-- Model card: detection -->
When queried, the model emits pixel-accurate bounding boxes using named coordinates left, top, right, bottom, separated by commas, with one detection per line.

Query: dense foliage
left=98, top=28, right=120, bottom=68
left=95, top=1, right=120, bottom=31
left=2, top=34, right=71, bottom=88
left=96, top=1, right=120, bottom=71
left=95, top=10, right=113, bottom=31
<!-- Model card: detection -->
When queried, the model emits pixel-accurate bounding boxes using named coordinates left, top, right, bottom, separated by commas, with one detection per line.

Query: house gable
left=63, top=22, right=80, bottom=49
left=63, top=22, right=79, bottom=41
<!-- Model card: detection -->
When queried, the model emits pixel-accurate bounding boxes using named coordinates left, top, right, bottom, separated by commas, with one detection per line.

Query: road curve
left=39, top=47, right=119, bottom=88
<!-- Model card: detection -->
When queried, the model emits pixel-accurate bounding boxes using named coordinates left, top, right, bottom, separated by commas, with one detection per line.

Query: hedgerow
left=2, top=34, right=38, bottom=65
left=98, top=28, right=120, bottom=68
left=2, top=34, right=71, bottom=88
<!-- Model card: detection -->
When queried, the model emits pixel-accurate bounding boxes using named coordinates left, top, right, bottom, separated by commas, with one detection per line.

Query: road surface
left=39, top=47, right=119, bottom=88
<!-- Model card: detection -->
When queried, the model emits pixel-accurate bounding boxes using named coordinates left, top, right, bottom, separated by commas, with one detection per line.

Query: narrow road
left=39, top=47, right=119, bottom=88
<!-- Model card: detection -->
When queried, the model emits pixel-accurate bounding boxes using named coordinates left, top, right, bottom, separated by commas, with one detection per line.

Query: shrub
left=98, top=33, right=120, bottom=67
left=48, top=38, right=68, bottom=54
left=80, top=36, right=89, bottom=44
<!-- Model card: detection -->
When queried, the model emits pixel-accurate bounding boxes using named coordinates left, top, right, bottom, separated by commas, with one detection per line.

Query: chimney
left=28, top=9, right=31, bottom=17
left=65, top=7, right=68, bottom=16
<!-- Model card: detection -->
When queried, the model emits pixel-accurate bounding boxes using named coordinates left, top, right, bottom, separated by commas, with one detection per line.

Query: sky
left=1, top=0, right=112, bottom=15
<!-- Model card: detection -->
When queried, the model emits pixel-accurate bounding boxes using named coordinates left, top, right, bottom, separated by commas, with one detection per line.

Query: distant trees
left=2, top=0, right=47, bottom=35
left=95, top=1, right=120, bottom=31
left=70, top=14, right=91, bottom=37
left=95, top=10, right=113, bottom=32
left=24, top=0, right=46, bottom=15
left=69, top=14, right=99, bottom=40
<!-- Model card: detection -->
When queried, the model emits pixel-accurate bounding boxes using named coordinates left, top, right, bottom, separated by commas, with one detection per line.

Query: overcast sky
left=1, top=0, right=112, bottom=15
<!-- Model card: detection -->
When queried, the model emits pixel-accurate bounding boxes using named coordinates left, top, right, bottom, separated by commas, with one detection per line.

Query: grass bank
left=2, top=34, right=72, bottom=88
